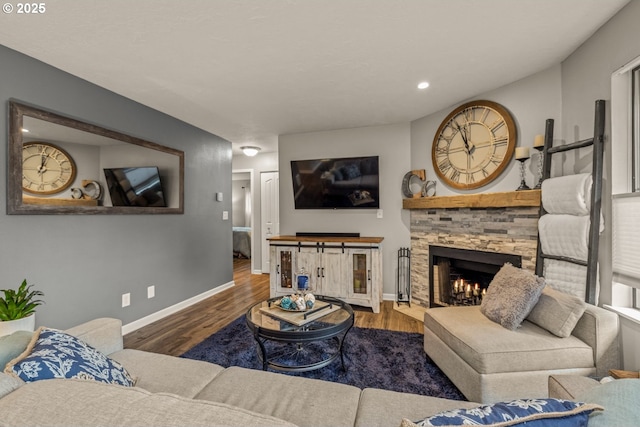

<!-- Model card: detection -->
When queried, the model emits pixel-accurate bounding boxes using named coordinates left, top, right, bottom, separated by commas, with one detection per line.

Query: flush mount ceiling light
left=417, top=81, right=430, bottom=89
left=240, top=146, right=261, bottom=157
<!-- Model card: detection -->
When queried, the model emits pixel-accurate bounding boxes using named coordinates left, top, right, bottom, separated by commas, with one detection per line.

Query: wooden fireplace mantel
left=402, top=189, right=541, bottom=210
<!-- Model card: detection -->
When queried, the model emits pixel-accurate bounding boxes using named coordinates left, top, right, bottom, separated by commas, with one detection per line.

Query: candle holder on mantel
left=515, top=147, right=531, bottom=191
left=533, top=135, right=545, bottom=189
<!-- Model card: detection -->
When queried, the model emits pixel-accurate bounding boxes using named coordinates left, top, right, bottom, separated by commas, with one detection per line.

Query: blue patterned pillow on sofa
left=340, top=163, right=361, bottom=180
left=401, top=399, right=603, bottom=427
left=4, top=327, right=134, bottom=387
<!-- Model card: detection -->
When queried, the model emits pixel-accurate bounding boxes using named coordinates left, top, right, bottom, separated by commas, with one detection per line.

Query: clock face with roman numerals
left=432, top=100, right=516, bottom=190
left=22, top=142, right=77, bottom=195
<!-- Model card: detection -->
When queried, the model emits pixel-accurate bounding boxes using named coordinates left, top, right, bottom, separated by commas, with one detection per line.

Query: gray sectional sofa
left=1, top=317, right=483, bottom=427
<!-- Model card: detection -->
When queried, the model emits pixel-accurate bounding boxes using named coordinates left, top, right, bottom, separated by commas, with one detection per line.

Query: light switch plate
left=222, top=211, right=229, bottom=220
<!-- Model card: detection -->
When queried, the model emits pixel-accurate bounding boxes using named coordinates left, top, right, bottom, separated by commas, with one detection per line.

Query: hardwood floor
left=124, top=258, right=423, bottom=356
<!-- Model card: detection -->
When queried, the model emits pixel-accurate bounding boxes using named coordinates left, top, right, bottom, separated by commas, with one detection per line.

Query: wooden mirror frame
left=8, top=100, right=185, bottom=215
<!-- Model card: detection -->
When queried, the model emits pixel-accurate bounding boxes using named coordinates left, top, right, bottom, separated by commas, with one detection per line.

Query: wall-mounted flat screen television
left=291, top=156, right=379, bottom=209
left=103, top=167, right=167, bottom=207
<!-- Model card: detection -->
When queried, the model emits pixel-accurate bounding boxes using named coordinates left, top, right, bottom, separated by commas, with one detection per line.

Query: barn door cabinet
left=268, top=235, right=383, bottom=313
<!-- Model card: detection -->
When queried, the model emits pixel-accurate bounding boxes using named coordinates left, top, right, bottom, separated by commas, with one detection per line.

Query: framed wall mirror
left=7, top=100, right=184, bottom=215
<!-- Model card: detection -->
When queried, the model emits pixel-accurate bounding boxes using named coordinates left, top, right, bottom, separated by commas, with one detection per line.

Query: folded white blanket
left=542, top=173, right=592, bottom=215
left=543, top=259, right=588, bottom=300
left=538, top=214, right=590, bottom=261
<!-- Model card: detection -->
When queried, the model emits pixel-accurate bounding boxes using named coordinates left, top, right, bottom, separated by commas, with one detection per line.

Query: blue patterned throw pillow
left=401, top=399, right=603, bottom=427
left=340, top=163, right=361, bottom=180
left=4, top=327, right=134, bottom=387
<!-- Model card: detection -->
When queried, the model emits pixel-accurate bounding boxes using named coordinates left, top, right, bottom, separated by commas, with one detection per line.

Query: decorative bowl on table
left=274, top=293, right=315, bottom=311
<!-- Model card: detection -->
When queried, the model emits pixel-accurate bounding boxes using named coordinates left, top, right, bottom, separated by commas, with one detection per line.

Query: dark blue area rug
left=181, top=316, right=465, bottom=400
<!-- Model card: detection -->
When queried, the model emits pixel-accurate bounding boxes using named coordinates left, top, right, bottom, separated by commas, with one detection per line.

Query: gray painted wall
left=278, top=124, right=411, bottom=297
left=1, top=45, right=233, bottom=330
left=410, top=64, right=563, bottom=194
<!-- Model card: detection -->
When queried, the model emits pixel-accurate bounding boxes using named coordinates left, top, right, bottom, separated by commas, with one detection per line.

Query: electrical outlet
left=122, top=293, right=130, bottom=307
left=222, top=210, right=229, bottom=220
left=147, top=285, right=155, bottom=299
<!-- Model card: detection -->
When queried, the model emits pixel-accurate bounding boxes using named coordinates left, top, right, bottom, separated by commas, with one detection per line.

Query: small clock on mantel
left=432, top=100, right=516, bottom=190
left=22, top=142, right=77, bottom=195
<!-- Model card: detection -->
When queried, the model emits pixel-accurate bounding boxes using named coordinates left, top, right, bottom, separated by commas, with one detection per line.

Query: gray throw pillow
left=480, top=263, right=546, bottom=330
left=330, top=168, right=343, bottom=181
left=526, top=286, right=586, bottom=338
left=0, top=330, right=33, bottom=370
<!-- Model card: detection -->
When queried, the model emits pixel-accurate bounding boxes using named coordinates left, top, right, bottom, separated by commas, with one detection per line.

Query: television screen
left=103, top=167, right=167, bottom=207
left=291, top=156, right=379, bottom=209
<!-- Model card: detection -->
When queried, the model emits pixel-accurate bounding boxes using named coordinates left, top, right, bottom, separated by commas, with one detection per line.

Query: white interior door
left=261, top=171, right=279, bottom=273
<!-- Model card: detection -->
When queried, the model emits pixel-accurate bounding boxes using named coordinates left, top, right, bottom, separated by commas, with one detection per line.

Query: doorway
left=232, top=170, right=253, bottom=271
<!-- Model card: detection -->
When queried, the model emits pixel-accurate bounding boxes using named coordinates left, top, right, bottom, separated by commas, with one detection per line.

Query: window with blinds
left=612, top=57, right=640, bottom=310
left=634, top=66, right=640, bottom=191
left=612, top=194, right=640, bottom=291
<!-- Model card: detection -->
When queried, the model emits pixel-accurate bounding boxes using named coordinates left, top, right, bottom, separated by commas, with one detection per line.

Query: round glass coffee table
left=245, top=295, right=354, bottom=372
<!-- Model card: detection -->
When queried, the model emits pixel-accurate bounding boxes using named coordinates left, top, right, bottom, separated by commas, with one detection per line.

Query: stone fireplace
left=405, top=191, right=541, bottom=309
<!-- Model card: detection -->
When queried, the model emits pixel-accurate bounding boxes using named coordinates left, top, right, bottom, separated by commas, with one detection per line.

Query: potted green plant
left=0, top=279, right=44, bottom=337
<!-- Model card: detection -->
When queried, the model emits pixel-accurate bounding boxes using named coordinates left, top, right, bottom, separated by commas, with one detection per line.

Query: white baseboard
left=382, top=293, right=396, bottom=301
left=122, top=281, right=235, bottom=335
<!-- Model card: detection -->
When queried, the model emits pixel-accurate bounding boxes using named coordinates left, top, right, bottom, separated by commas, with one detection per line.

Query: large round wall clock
left=432, top=100, right=516, bottom=190
left=22, top=142, right=77, bottom=195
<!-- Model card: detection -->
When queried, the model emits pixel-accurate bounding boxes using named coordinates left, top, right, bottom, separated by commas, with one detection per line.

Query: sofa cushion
left=424, top=306, right=593, bottom=374
left=110, top=348, right=224, bottom=398
left=4, top=327, right=134, bottom=386
left=355, top=388, right=478, bottom=427
left=480, top=263, right=546, bottom=330
left=548, top=375, right=600, bottom=400
left=575, top=378, right=640, bottom=427
left=65, top=317, right=124, bottom=356
left=401, top=398, right=602, bottom=426
left=196, top=366, right=361, bottom=427
left=527, top=287, right=586, bottom=338
left=0, top=330, right=32, bottom=370
left=0, top=378, right=298, bottom=426
left=0, top=372, right=23, bottom=399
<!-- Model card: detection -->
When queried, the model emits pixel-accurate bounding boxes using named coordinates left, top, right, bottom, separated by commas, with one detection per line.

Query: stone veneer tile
left=409, top=206, right=539, bottom=309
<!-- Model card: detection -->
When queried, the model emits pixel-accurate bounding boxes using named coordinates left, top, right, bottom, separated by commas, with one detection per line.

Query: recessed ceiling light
left=417, top=81, right=430, bottom=90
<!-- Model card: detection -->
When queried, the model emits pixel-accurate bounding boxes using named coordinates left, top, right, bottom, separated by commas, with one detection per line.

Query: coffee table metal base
left=246, top=296, right=354, bottom=373
left=253, top=332, right=351, bottom=373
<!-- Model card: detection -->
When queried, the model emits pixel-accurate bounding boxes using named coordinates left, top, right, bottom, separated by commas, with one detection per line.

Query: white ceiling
left=0, top=0, right=629, bottom=156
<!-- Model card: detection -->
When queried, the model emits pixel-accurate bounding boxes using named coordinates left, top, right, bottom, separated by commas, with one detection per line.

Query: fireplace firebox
left=429, top=245, right=521, bottom=308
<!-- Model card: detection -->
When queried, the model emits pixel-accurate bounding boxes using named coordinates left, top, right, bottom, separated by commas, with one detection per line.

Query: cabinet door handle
left=317, top=267, right=321, bottom=278
left=277, top=265, right=280, bottom=274
left=321, top=267, right=325, bottom=278
left=368, top=270, right=371, bottom=281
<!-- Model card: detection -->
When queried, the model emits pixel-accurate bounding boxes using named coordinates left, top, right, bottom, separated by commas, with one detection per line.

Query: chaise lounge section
left=423, top=302, right=619, bottom=404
